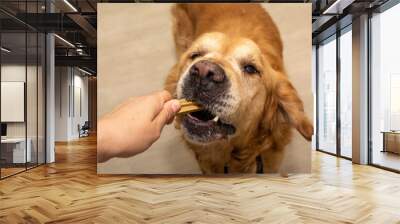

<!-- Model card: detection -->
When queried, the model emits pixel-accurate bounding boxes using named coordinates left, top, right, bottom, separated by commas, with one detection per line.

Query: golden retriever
left=165, top=3, right=313, bottom=174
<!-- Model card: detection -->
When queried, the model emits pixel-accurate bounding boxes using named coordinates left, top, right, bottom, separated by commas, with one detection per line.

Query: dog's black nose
left=189, top=61, right=226, bottom=86
left=183, top=60, right=229, bottom=102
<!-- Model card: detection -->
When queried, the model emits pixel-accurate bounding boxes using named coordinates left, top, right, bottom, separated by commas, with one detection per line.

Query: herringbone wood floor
left=1, top=136, right=400, bottom=224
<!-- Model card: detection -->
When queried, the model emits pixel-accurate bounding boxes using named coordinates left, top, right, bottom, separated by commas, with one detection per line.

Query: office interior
left=0, top=0, right=97, bottom=179
left=0, top=0, right=399, bottom=222
left=0, top=0, right=395, bottom=179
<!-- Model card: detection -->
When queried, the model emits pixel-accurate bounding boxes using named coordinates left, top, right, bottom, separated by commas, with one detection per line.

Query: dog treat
left=178, top=99, right=201, bottom=114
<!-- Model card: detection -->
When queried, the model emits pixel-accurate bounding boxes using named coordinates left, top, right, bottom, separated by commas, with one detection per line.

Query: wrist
left=97, top=117, right=117, bottom=162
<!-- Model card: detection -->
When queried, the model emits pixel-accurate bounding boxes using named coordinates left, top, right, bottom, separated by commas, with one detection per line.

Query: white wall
left=55, top=67, right=69, bottom=141
left=54, top=67, right=89, bottom=141
left=72, top=73, right=89, bottom=137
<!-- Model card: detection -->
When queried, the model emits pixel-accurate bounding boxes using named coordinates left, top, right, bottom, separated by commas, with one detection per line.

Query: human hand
left=97, top=91, right=181, bottom=162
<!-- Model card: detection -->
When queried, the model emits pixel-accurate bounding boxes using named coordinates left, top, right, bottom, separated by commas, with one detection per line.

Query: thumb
left=153, top=99, right=181, bottom=130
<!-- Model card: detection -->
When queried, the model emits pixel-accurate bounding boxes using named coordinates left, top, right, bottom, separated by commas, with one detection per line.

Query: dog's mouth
left=181, top=107, right=236, bottom=143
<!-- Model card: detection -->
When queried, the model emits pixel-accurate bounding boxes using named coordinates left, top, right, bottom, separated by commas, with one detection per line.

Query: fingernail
left=171, top=100, right=181, bottom=113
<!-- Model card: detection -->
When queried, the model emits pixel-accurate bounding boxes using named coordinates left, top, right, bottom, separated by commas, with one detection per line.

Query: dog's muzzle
left=179, top=60, right=236, bottom=143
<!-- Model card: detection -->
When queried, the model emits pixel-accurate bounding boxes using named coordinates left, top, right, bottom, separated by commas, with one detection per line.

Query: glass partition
left=0, top=31, right=28, bottom=177
left=0, top=1, right=46, bottom=179
left=27, top=30, right=38, bottom=169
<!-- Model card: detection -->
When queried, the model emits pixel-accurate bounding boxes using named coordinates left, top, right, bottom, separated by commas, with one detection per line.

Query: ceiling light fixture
left=63, top=0, right=78, bottom=12
left=78, top=67, right=93, bottom=76
left=322, top=0, right=355, bottom=15
left=1, top=47, right=11, bottom=53
left=54, top=34, right=75, bottom=48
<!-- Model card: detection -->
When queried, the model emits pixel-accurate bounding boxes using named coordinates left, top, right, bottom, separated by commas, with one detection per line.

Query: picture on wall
left=97, top=3, right=313, bottom=174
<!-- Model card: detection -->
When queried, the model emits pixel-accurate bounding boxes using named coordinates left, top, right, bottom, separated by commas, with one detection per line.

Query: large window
left=315, top=0, right=400, bottom=171
left=339, top=27, right=352, bottom=158
left=317, top=35, right=337, bottom=154
left=370, top=3, right=400, bottom=171
left=316, top=26, right=353, bottom=159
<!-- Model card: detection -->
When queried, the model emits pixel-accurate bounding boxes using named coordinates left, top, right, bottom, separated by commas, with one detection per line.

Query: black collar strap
left=256, top=155, right=264, bottom=173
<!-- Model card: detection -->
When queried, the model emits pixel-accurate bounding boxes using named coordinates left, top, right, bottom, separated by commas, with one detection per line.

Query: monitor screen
left=1, top=123, right=7, bottom=137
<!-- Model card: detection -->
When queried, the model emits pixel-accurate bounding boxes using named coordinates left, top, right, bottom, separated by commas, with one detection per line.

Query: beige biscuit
left=178, top=99, right=201, bottom=114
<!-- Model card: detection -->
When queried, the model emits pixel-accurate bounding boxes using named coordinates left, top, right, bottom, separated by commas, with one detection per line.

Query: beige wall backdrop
left=97, top=3, right=312, bottom=174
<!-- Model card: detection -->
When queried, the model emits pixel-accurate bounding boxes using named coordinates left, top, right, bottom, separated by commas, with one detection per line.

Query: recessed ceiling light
left=323, top=0, right=355, bottom=15
left=63, top=0, right=78, bottom=12
left=1, top=47, right=11, bottom=53
left=54, top=34, right=75, bottom=48
left=77, top=67, right=93, bottom=76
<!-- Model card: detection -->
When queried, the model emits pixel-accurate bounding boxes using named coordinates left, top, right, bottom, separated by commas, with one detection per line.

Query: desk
left=381, top=131, right=400, bottom=154
left=1, top=138, right=31, bottom=163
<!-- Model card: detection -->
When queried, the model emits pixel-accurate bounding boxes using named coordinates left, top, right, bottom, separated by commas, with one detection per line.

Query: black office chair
left=79, top=121, right=90, bottom=138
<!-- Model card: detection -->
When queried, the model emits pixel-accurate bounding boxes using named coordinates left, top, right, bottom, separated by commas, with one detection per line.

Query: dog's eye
left=243, top=64, right=259, bottom=75
left=189, top=52, right=202, bottom=60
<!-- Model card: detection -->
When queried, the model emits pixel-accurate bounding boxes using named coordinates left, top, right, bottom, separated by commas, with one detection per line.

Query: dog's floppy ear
left=274, top=74, right=314, bottom=141
left=171, top=4, right=195, bottom=58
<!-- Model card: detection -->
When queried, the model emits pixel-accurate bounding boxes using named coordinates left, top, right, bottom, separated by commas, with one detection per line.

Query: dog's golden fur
left=165, top=3, right=313, bottom=174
